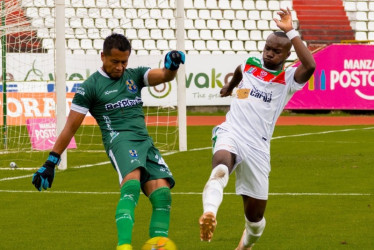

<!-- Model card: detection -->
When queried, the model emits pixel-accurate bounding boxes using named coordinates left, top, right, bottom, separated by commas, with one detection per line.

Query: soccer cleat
left=116, top=243, right=132, bottom=250
left=235, top=229, right=252, bottom=250
left=199, top=212, right=217, bottom=242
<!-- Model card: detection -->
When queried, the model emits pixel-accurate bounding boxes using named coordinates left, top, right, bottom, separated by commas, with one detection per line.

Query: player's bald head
left=268, top=32, right=292, bottom=52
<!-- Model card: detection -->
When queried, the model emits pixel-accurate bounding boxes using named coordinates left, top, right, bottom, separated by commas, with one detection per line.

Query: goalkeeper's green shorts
left=107, top=136, right=175, bottom=192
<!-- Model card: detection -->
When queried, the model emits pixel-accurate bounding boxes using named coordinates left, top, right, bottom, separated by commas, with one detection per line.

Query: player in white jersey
left=199, top=8, right=316, bottom=250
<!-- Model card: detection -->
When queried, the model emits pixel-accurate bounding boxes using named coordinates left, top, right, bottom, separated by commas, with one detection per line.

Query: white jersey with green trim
left=218, top=56, right=306, bottom=153
left=71, top=66, right=151, bottom=146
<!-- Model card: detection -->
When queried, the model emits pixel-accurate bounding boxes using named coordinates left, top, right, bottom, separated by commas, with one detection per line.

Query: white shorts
left=212, top=127, right=271, bottom=200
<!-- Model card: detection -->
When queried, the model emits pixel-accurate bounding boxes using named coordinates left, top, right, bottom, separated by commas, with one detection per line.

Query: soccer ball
left=141, top=237, right=177, bottom=250
left=9, top=162, right=17, bottom=169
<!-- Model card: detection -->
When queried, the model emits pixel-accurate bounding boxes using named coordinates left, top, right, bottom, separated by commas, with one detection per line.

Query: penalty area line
left=0, top=190, right=371, bottom=196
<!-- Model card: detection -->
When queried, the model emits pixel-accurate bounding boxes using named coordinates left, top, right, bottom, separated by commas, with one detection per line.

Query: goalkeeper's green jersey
left=71, top=66, right=151, bottom=148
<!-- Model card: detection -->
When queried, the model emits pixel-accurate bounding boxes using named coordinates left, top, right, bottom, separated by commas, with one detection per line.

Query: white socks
left=202, top=164, right=229, bottom=215
left=243, top=217, right=266, bottom=247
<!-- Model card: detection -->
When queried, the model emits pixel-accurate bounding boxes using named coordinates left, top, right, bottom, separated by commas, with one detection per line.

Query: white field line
left=1, top=126, right=373, bottom=183
left=0, top=189, right=371, bottom=196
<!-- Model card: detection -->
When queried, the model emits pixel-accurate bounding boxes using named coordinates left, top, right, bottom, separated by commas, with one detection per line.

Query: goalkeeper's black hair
left=103, top=33, right=131, bottom=56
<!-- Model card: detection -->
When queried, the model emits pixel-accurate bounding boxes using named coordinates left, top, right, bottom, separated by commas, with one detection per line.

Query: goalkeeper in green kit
left=31, top=33, right=185, bottom=250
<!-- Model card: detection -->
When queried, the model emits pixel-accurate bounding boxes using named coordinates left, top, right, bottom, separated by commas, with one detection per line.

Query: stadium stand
left=3, top=0, right=374, bottom=55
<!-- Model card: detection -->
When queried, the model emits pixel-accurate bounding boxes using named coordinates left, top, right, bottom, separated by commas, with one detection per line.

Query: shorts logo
left=126, top=79, right=138, bottom=93
left=129, top=149, right=138, bottom=158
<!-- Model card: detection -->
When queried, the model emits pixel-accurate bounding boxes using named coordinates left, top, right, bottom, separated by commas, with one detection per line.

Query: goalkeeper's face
left=262, top=34, right=291, bottom=71
left=101, top=48, right=130, bottom=80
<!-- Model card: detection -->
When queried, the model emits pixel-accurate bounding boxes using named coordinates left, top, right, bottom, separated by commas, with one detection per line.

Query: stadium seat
left=162, top=9, right=174, bottom=19
left=219, top=40, right=231, bottom=51
left=211, top=10, right=223, bottom=19
left=207, top=40, right=219, bottom=51
left=158, top=19, right=169, bottom=29
left=163, top=29, right=174, bottom=39
left=138, top=29, right=150, bottom=39
left=244, top=20, right=257, bottom=30
left=207, top=19, right=219, bottom=29
left=223, top=10, right=236, bottom=20
left=68, top=39, right=80, bottom=50
left=71, top=0, right=84, bottom=7
left=355, top=32, right=368, bottom=40
left=138, top=8, right=150, bottom=19
left=108, top=18, right=119, bottom=29
left=232, top=40, right=245, bottom=51
left=231, top=0, right=243, bottom=10
left=194, top=0, right=206, bottom=9
left=87, top=28, right=100, bottom=39
left=88, top=8, right=100, bottom=18
left=243, top=0, right=255, bottom=10
left=186, top=9, right=198, bottom=19
left=194, top=40, right=207, bottom=51
left=256, top=1, right=268, bottom=10
left=206, top=0, right=218, bottom=9
left=195, top=20, right=207, bottom=29
left=185, top=40, right=194, bottom=51
left=219, top=0, right=230, bottom=9
left=236, top=10, right=248, bottom=20
left=151, top=29, right=163, bottom=40
left=76, top=8, right=88, bottom=18
left=250, top=30, right=263, bottom=40
left=37, top=28, right=49, bottom=38
left=108, top=0, right=120, bottom=8
left=219, top=20, right=232, bottom=30
left=212, top=29, right=224, bottom=40
left=248, top=10, right=260, bottom=20
left=131, top=39, right=143, bottom=50
left=257, top=20, right=270, bottom=30
left=200, top=29, right=212, bottom=40
left=96, top=0, right=108, bottom=8
left=157, top=40, right=169, bottom=50
left=39, top=8, right=50, bottom=17
left=245, top=41, right=257, bottom=51
left=95, top=18, right=107, bottom=29
left=145, top=19, right=157, bottom=29
left=238, top=30, right=250, bottom=40
left=184, top=0, right=194, bottom=9
left=31, top=17, right=44, bottom=28
left=125, top=29, right=137, bottom=39
left=42, top=38, right=54, bottom=49
left=150, top=9, right=162, bottom=19
left=81, top=39, right=93, bottom=49
left=232, top=20, right=244, bottom=30
left=199, top=10, right=211, bottom=20
left=144, top=40, right=156, bottom=50
left=133, top=19, right=145, bottom=29
left=268, top=1, right=280, bottom=10
left=187, top=29, right=200, bottom=39
left=83, top=18, right=95, bottom=28
left=125, top=8, right=137, bottom=18
left=44, top=16, right=54, bottom=28
left=75, top=28, right=88, bottom=39
left=101, top=8, right=113, bottom=19
left=225, top=30, right=237, bottom=40
left=112, top=28, right=124, bottom=35
left=84, top=0, right=96, bottom=8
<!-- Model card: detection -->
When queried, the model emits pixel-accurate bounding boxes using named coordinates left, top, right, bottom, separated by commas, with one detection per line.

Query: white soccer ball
left=10, top=162, right=17, bottom=169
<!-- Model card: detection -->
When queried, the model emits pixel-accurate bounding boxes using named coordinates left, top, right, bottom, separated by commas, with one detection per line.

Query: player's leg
left=199, top=149, right=236, bottom=241
left=235, top=146, right=270, bottom=250
left=236, top=197, right=267, bottom=250
left=143, top=140, right=175, bottom=238
left=108, top=139, right=148, bottom=250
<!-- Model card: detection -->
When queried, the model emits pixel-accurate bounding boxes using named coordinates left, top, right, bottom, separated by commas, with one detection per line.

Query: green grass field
left=1, top=124, right=373, bottom=250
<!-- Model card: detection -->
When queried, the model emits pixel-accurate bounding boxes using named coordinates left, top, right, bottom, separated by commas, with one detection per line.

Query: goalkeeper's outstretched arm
left=51, top=110, right=86, bottom=155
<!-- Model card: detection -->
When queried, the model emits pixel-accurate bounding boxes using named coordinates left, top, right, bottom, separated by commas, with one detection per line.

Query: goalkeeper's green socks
left=115, top=179, right=140, bottom=246
left=149, top=187, right=172, bottom=238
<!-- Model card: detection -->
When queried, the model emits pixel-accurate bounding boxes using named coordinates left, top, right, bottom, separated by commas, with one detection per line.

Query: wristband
left=47, top=151, right=61, bottom=165
left=286, top=29, right=299, bottom=40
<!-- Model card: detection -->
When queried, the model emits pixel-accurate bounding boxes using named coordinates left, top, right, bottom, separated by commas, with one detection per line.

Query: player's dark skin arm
left=220, top=65, right=243, bottom=97
left=147, top=68, right=178, bottom=86
left=51, top=110, right=85, bottom=155
left=274, top=8, right=316, bottom=84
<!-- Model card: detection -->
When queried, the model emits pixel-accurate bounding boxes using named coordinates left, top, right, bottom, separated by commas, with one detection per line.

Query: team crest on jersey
left=126, top=79, right=138, bottom=93
left=129, top=149, right=138, bottom=158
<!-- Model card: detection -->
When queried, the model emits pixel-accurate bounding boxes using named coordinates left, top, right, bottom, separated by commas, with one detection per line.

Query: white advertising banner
left=0, top=54, right=254, bottom=106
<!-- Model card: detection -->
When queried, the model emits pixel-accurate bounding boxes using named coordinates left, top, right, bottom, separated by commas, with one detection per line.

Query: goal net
left=0, top=0, right=181, bottom=170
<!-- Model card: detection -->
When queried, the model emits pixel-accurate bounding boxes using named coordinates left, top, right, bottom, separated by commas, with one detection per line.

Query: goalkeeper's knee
left=202, top=164, right=229, bottom=215
left=243, top=217, right=266, bottom=248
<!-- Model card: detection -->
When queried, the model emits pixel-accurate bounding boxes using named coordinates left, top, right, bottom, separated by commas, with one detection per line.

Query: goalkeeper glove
left=164, top=50, right=185, bottom=71
left=32, top=152, right=61, bottom=191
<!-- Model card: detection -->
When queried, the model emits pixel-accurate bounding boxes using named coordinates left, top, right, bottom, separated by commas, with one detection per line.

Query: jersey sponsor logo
left=105, top=96, right=143, bottom=110
left=105, top=90, right=118, bottom=95
left=245, top=65, right=286, bottom=84
left=126, top=79, right=138, bottom=93
left=76, top=86, right=85, bottom=96
left=249, top=86, right=272, bottom=103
